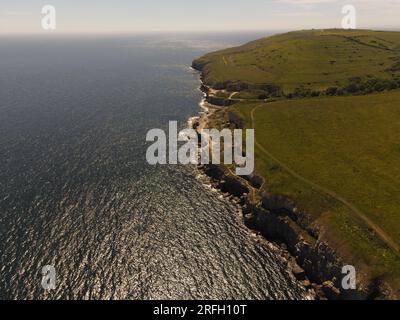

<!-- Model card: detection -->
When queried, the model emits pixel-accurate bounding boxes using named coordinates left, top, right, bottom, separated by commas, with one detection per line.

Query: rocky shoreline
left=189, top=64, right=394, bottom=300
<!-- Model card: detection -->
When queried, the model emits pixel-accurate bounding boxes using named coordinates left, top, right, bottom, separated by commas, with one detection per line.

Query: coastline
left=188, top=71, right=322, bottom=299
left=188, top=65, right=393, bottom=300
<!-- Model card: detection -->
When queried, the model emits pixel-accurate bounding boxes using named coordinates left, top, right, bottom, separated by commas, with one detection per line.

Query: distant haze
left=0, top=0, right=399, bottom=34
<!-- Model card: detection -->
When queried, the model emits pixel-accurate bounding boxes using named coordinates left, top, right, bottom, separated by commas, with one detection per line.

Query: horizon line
left=1, top=26, right=400, bottom=36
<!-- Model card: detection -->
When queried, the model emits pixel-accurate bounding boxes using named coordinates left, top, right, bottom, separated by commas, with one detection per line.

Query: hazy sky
left=0, top=0, right=399, bottom=34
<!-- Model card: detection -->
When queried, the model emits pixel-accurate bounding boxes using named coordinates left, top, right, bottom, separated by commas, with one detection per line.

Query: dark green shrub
left=326, top=87, right=338, bottom=96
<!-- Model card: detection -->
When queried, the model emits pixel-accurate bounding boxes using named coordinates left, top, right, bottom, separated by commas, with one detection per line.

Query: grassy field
left=195, top=29, right=400, bottom=93
left=230, top=92, right=400, bottom=291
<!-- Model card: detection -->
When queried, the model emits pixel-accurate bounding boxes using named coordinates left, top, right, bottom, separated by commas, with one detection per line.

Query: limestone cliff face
left=205, top=95, right=236, bottom=107
left=192, top=60, right=282, bottom=95
left=191, top=59, right=206, bottom=73
left=202, top=165, right=249, bottom=198
left=249, top=200, right=353, bottom=299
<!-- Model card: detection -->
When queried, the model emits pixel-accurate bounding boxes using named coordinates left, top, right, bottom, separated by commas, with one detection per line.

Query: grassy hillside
left=230, top=93, right=400, bottom=289
left=195, top=29, right=400, bottom=295
left=194, top=29, right=400, bottom=93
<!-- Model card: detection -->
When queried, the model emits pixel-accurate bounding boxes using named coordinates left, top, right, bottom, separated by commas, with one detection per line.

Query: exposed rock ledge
left=198, top=164, right=394, bottom=300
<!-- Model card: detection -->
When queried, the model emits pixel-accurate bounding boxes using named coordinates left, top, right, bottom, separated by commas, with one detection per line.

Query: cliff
left=198, top=162, right=393, bottom=299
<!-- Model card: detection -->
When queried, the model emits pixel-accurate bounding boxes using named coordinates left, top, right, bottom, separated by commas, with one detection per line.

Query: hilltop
left=193, top=29, right=400, bottom=97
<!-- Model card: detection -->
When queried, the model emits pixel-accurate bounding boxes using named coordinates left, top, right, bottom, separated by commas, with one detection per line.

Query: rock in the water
left=244, top=213, right=255, bottom=227
left=292, top=263, right=307, bottom=281
left=322, top=281, right=341, bottom=300
left=302, top=280, right=312, bottom=289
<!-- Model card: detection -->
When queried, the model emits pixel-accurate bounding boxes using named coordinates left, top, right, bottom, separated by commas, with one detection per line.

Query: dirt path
left=250, top=104, right=400, bottom=255
left=228, top=92, right=238, bottom=99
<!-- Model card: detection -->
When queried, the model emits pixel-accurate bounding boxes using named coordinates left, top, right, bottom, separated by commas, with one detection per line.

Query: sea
left=0, top=32, right=310, bottom=299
